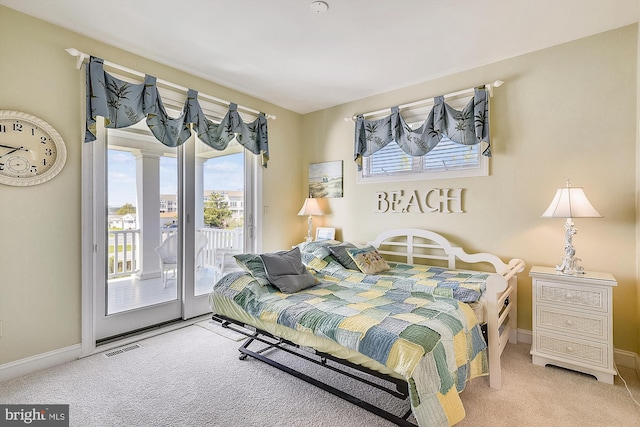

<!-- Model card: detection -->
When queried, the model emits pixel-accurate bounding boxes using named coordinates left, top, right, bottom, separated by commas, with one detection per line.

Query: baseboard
left=3, top=326, right=638, bottom=383
left=517, top=328, right=532, bottom=344
left=1, top=316, right=211, bottom=383
left=516, top=328, right=639, bottom=372
left=0, top=344, right=81, bottom=383
left=614, top=348, right=640, bottom=371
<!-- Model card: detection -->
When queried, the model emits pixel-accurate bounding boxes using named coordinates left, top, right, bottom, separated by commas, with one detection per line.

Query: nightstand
left=529, top=266, right=617, bottom=384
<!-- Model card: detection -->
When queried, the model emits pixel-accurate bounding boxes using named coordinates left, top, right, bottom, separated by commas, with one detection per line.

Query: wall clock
left=0, top=110, right=67, bottom=186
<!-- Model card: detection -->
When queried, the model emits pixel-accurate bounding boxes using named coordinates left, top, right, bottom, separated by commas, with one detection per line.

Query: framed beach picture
left=309, top=161, right=343, bottom=198
left=315, top=227, right=336, bottom=241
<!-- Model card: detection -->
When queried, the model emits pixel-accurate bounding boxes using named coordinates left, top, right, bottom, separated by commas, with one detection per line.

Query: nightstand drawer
left=530, top=267, right=617, bottom=383
left=537, top=280, right=607, bottom=313
left=536, top=331, right=608, bottom=368
left=536, top=306, right=608, bottom=340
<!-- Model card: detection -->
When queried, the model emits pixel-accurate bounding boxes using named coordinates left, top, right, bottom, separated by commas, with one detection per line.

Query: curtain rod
left=344, top=80, right=504, bottom=122
left=65, top=48, right=277, bottom=120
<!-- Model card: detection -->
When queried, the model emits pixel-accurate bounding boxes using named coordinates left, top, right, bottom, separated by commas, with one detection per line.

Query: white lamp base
left=305, top=215, right=313, bottom=242
left=555, top=218, right=585, bottom=275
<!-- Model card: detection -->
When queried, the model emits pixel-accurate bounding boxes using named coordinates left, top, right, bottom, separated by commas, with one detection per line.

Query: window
left=359, top=136, right=487, bottom=182
left=357, top=93, right=489, bottom=183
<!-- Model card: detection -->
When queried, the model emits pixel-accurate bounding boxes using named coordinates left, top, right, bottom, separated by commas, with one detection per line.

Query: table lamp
left=298, top=198, right=324, bottom=242
left=541, top=180, right=602, bottom=274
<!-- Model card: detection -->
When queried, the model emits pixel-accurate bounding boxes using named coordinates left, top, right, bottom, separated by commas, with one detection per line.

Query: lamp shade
left=297, top=198, right=324, bottom=216
left=541, top=182, right=601, bottom=219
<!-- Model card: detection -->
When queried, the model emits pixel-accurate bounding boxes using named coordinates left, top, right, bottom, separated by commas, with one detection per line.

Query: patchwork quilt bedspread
left=302, top=247, right=490, bottom=304
left=212, top=270, right=488, bottom=427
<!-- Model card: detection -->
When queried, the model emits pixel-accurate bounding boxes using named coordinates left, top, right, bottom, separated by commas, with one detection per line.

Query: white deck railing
left=108, top=227, right=243, bottom=278
left=109, top=229, right=139, bottom=278
left=199, top=227, right=243, bottom=267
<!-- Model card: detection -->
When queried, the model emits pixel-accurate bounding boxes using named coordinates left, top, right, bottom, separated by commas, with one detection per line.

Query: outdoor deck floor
left=107, top=267, right=217, bottom=314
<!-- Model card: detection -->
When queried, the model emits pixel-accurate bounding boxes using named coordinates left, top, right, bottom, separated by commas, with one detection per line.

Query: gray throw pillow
left=328, top=242, right=359, bottom=270
left=260, top=247, right=316, bottom=293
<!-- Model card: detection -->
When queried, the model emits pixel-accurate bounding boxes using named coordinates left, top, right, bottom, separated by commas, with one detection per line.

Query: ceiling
left=1, top=0, right=638, bottom=114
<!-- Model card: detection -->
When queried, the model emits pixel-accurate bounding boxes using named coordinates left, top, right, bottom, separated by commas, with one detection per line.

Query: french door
left=84, top=119, right=259, bottom=344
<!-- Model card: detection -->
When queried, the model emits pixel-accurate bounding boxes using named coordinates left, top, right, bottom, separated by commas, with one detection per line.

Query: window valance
left=85, top=56, right=269, bottom=166
left=354, top=87, right=490, bottom=170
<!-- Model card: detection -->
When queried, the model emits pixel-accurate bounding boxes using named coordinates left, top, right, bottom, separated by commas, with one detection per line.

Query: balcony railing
left=108, top=227, right=243, bottom=278
left=109, top=229, right=139, bottom=277
left=199, top=228, right=242, bottom=267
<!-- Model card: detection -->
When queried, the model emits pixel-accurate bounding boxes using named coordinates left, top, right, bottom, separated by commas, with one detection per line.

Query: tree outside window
left=204, top=192, right=232, bottom=228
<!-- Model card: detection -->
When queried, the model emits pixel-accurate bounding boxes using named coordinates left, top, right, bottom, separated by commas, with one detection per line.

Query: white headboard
left=368, top=228, right=511, bottom=274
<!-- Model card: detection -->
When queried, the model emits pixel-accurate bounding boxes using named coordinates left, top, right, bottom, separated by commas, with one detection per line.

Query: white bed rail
left=369, top=228, right=526, bottom=390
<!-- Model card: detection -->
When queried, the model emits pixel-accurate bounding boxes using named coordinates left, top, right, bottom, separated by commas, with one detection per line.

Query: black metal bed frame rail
left=211, top=314, right=418, bottom=427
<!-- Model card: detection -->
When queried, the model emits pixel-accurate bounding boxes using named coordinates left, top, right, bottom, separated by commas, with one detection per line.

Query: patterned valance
left=85, top=56, right=269, bottom=166
left=354, top=88, right=489, bottom=170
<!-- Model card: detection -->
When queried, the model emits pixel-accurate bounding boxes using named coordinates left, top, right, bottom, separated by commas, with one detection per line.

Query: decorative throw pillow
left=233, top=253, right=270, bottom=286
left=346, top=245, right=391, bottom=274
left=260, top=247, right=316, bottom=293
left=328, top=242, right=359, bottom=270
left=298, top=239, right=341, bottom=261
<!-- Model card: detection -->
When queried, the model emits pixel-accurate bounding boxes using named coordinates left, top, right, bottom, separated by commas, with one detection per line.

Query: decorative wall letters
left=375, top=189, right=463, bottom=213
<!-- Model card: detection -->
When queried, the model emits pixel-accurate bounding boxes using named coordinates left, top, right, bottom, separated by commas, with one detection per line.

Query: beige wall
left=301, top=25, right=639, bottom=353
left=637, top=6, right=640, bottom=361
left=0, top=6, right=303, bottom=364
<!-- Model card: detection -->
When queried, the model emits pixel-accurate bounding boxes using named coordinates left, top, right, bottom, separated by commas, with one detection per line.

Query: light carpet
left=195, top=320, right=246, bottom=341
left=1, top=324, right=639, bottom=426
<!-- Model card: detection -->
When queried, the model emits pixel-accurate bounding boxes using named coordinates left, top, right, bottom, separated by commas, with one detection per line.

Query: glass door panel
left=106, top=146, right=179, bottom=313
left=194, top=143, right=245, bottom=297
left=93, top=123, right=258, bottom=340
left=95, top=127, right=182, bottom=341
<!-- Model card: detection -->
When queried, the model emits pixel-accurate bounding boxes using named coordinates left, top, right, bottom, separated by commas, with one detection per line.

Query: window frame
left=356, top=93, right=489, bottom=184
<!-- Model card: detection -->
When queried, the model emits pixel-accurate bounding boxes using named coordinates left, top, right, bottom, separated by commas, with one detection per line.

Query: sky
left=308, top=160, right=342, bottom=183
left=107, top=150, right=244, bottom=207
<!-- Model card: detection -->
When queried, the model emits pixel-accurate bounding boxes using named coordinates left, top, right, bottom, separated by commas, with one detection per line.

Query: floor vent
left=104, top=344, right=142, bottom=358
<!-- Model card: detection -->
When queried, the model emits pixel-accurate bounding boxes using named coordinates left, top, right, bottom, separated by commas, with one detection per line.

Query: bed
left=209, top=228, right=525, bottom=427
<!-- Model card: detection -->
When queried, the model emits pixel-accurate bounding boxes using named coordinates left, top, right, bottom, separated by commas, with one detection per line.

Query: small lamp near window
left=541, top=180, right=602, bottom=275
left=298, top=198, right=324, bottom=242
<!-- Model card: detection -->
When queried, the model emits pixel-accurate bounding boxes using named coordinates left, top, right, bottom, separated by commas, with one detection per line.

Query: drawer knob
left=565, top=320, right=575, bottom=326
left=565, top=293, right=575, bottom=299
left=566, top=346, right=575, bottom=353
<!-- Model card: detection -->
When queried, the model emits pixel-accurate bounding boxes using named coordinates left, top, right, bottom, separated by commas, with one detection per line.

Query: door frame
left=81, top=123, right=261, bottom=356
left=181, top=141, right=262, bottom=318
